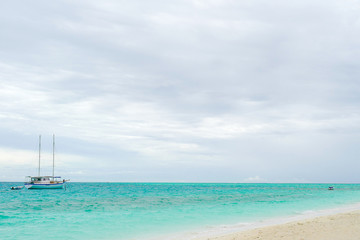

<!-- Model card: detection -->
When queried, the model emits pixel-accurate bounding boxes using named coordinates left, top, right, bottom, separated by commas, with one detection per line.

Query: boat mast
left=52, top=134, right=55, bottom=178
left=38, top=135, right=41, bottom=176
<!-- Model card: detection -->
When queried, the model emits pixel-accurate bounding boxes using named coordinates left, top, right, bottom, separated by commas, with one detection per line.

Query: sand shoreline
left=193, top=210, right=360, bottom=240
left=157, top=203, right=360, bottom=240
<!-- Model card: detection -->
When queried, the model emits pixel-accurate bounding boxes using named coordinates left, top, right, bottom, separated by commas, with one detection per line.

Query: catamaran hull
left=25, top=183, right=64, bottom=189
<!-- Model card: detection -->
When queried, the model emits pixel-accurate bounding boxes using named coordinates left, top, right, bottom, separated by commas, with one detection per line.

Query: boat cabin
left=26, top=176, right=63, bottom=184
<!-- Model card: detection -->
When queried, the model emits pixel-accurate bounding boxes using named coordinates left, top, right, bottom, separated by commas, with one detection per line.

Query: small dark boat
left=328, top=186, right=334, bottom=190
left=11, top=186, right=23, bottom=190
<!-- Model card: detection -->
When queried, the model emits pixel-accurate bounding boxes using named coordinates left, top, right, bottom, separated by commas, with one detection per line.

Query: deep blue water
left=2, top=182, right=360, bottom=240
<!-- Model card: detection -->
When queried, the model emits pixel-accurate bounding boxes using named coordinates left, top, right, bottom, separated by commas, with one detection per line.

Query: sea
left=2, top=182, right=360, bottom=240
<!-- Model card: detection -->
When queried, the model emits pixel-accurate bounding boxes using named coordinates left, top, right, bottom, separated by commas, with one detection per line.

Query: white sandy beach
left=195, top=210, right=360, bottom=240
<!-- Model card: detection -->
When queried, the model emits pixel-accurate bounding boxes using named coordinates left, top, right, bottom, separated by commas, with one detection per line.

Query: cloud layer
left=1, top=0, right=360, bottom=182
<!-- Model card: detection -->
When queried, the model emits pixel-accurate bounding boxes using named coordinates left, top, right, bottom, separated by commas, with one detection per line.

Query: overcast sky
left=1, top=0, right=360, bottom=182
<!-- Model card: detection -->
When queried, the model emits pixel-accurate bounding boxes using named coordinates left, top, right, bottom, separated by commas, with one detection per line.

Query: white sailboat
left=25, top=135, right=66, bottom=189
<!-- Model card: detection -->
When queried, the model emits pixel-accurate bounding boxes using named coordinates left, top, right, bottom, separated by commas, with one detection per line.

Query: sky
left=1, top=0, right=360, bottom=182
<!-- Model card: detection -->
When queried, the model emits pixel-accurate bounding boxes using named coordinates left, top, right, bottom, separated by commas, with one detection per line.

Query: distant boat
left=25, top=135, right=66, bottom=190
left=10, top=186, right=23, bottom=190
left=328, top=186, right=334, bottom=190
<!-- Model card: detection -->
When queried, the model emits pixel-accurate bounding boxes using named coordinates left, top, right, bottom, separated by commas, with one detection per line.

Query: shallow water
left=1, top=182, right=360, bottom=240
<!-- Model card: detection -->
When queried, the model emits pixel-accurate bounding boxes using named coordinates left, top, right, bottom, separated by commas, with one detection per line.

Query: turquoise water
left=2, top=183, right=360, bottom=240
